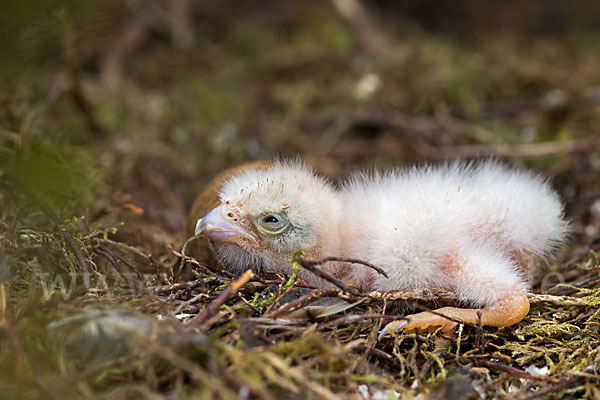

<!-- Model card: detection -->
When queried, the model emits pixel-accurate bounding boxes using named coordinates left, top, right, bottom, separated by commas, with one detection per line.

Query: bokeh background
left=1, top=1, right=600, bottom=398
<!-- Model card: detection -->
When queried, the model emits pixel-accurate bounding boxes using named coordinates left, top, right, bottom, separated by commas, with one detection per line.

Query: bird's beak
left=195, top=206, right=258, bottom=245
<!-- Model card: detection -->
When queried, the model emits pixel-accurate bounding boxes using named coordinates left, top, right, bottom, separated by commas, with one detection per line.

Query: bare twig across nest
left=294, top=255, right=388, bottom=296
left=297, top=255, right=389, bottom=278
left=275, top=255, right=592, bottom=320
left=369, top=290, right=592, bottom=307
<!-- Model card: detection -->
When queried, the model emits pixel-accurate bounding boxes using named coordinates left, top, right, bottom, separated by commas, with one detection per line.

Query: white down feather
left=339, top=160, right=566, bottom=306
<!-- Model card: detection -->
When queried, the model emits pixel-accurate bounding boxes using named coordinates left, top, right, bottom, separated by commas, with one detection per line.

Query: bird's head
left=194, top=161, right=341, bottom=276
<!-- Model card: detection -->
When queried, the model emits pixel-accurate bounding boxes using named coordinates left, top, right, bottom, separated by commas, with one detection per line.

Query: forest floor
left=1, top=1, right=600, bottom=399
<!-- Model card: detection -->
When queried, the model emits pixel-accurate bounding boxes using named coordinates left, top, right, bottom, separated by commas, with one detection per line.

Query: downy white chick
left=193, top=160, right=567, bottom=335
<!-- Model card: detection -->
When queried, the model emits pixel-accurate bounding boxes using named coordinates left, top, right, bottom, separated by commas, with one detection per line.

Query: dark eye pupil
left=264, top=215, right=278, bottom=223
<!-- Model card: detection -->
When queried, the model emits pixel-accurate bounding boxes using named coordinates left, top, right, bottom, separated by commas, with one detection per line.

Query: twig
left=166, top=0, right=194, bottom=50
left=264, top=288, right=349, bottom=319
left=524, top=375, right=584, bottom=399
left=353, top=344, right=398, bottom=369
left=366, top=289, right=590, bottom=307
left=330, top=0, right=384, bottom=57
left=96, top=238, right=167, bottom=271
left=316, top=313, right=406, bottom=331
left=237, top=292, right=262, bottom=314
left=264, top=283, right=589, bottom=321
left=96, top=248, right=123, bottom=274
left=547, top=274, right=600, bottom=296
left=169, top=245, right=223, bottom=278
left=409, top=339, right=422, bottom=388
left=299, top=256, right=389, bottom=278
left=472, top=359, right=560, bottom=383
left=150, top=279, right=205, bottom=294
left=57, top=221, right=90, bottom=275
left=99, top=245, right=144, bottom=281
left=186, top=270, right=254, bottom=330
left=367, top=288, right=456, bottom=302
left=528, top=293, right=591, bottom=306
left=295, top=256, right=361, bottom=295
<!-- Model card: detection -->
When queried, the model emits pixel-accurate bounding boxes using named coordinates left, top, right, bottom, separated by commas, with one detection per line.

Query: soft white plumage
left=339, top=161, right=566, bottom=306
left=194, top=160, right=567, bottom=333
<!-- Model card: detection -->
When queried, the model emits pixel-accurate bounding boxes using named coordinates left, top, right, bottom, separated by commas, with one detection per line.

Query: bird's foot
left=378, top=311, right=458, bottom=341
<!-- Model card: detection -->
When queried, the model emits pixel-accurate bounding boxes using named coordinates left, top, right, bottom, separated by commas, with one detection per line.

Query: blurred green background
left=2, top=1, right=599, bottom=239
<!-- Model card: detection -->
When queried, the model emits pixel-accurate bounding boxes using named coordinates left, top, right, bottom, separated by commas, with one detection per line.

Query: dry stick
left=368, top=289, right=589, bottom=307
left=295, top=256, right=360, bottom=295
left=264, top=288, right=351, bottom=319
left=409, top=340, right=422, bottom=388
left=98, top=238, right=167, bottom=270
left=150, top=279, right=205, bottom=294
left=385, top=110, right=600, bottom=161
left=316, top=314, right=406, bottom=332
left=237, top=292, right=262, bottom=314
left=528, top=293, right=591, bottom=307
left=474, top=311, right=484, bottom=352
left=96, top=248, right=122, bottom=273
left=547, top=274, right=600, bottom=296
left=170, top=249, right=222, bottom=278
left=471, top=359, right=561, bottom=383
left=99, top=245, right=145, bottom=281
left=267, top=314, right=402, bottom=342
left=0, top=283, right=7, bottom=327
left=266, top=287, right=587, bottom=322
left=367, top=288, right=456, bottom=302
left=299, top=256, right=389, bottom=278
left=273, top=254, right=587, bottom=321
left=57, top=223, right=90, bottom=275
left=186, top=270, right=254, bottom=330
left=166, top=0, right=194, bottom=50
left=353, top=344, right=398, bottom=369
left=330, top=0, right=384, bottom=57
left=524, top=376, right=584, bottom=399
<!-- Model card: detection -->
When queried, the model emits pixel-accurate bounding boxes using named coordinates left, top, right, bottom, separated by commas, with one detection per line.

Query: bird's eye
left=263, top=215, right=279, bottom=224
left=256, top=212, right=290, bottom=235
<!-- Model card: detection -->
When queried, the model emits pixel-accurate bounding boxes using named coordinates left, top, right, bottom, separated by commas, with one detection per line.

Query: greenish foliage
left=0, top=0, right=82, bottom=86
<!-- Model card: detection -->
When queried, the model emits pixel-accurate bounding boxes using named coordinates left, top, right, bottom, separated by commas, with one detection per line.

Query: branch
left=299, top=256, right=388, bottom=278
left=471, top=359, right=560, bottom=383
left=366, top=289, right=591, bottom=307
left=186, top=270, right=254, bottom=330
left=264, top=288, right=351, bottom=319
left=295, top=256, right=361, bottom=295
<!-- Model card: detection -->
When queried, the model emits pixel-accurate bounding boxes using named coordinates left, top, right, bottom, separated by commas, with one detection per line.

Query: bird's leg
left=378, top=289, right=530, bottom=340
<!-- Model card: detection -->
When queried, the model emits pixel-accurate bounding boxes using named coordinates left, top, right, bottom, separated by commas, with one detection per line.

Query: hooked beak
left=195, top=206, right=258, bottom=245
